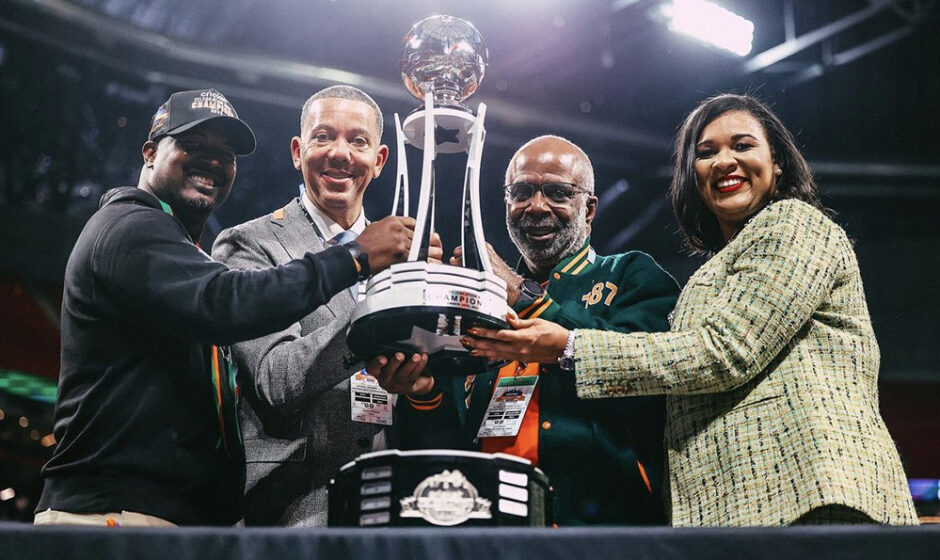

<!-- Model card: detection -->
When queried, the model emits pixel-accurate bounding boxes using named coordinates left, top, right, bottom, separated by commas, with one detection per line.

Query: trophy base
left=347, top=262, right=510, bottom=376
left=347, top=306, right=508, bottom=376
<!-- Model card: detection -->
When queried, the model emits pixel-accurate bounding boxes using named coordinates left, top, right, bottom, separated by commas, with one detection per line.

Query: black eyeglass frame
left=502, top=182, right=592, bottom=205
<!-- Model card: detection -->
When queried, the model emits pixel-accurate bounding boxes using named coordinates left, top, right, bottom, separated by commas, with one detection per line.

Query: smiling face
left=694, top=110, right=781, bottom=241
left=291, top=98, right=388, bottom=228
left=143, top=121, right=237, bottom=222
left=505, top=137, right=597, bottom=275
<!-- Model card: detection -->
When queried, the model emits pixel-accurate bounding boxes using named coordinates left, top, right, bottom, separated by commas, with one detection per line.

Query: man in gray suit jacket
left=212, top=85, right=437, bottom=526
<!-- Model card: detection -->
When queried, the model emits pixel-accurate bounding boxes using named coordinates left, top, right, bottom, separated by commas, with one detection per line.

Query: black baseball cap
left=148, top=88, right=256, bottom=155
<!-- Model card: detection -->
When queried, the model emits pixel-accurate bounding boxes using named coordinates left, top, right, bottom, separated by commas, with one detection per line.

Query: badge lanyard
left=157, top=197, right=242, bottom=457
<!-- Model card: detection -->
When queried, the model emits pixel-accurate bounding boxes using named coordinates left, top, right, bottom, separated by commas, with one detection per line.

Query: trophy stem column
left=408, top=93, right=438, bottom=262
left=460, top=103, right=492, bottom=273
left=391, top=113, right=410, bottom=218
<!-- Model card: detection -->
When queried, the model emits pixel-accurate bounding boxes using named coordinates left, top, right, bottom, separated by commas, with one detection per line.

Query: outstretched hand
left=366, top=352, right=435, bottom=396
left=461, top=315, right=569, bottom=364
left=357, top=216, right=415, bottom=273
left=357, top=218, right=444, bottom=272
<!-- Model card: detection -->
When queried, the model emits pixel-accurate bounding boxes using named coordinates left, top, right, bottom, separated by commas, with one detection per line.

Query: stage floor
left=3, top=522, right=940, bottom=560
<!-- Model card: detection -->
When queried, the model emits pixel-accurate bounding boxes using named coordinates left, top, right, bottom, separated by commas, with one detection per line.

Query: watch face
left=521, top=278, right=544, bottom=298
left=557, top=356, right=575, bottom=371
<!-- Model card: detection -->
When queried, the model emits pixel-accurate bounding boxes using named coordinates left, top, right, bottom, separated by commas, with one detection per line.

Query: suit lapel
left=271, top=199, right=322, bottom=260
left=271, top=199, right=356, bottom=318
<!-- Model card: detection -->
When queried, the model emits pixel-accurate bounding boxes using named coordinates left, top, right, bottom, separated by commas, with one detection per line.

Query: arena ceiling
left=4, top=0, right=938, bottom=171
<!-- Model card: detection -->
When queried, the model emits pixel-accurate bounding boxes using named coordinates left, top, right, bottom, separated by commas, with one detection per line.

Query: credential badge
left=399, top=469, right=492, bottom=526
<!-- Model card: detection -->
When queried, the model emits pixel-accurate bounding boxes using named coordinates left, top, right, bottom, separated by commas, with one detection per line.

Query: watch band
left=558, top=330, right=576, bottom=371
left=517, top=277, right=544, bottom=308
left=342, top=240, right=370, bottom=281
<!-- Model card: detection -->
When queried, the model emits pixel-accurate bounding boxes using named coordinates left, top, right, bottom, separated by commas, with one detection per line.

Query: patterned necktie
left=327, top=229, right=358, bottom=247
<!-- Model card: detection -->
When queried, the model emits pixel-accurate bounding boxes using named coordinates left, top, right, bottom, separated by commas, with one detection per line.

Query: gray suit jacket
left=212, top=198, right=388, bottom=527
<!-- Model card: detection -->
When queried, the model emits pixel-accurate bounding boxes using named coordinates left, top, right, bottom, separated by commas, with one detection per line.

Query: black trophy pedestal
left=328, top=449, right=553, bottom=527
left=346, top=305, right=508, bottom=376
left=346, top=262, right=511, bottom=376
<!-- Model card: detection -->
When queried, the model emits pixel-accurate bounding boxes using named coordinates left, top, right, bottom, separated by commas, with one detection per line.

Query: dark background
left=1, top=0, right=938, bottom=520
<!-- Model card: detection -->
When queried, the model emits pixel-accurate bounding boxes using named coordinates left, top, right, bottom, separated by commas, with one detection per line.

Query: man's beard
left=183, top=197, right=212, bottom=211
left=507, top=207, right=589, bottom=268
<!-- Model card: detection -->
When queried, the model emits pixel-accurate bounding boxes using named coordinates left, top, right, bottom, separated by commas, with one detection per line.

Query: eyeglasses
left=503, top=182, right=590, bottom=205
left=173, top=138, right=237, bottom=165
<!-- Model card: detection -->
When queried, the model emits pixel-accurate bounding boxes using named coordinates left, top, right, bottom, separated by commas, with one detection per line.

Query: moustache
left=515, top=216, right=562, bottom=230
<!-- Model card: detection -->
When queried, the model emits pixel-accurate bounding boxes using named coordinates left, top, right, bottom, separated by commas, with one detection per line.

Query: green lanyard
left=157, top=198, right=243, bottom=457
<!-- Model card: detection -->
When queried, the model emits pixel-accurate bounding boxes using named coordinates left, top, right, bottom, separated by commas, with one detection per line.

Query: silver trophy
left=347, top=15, right=510, bottom=375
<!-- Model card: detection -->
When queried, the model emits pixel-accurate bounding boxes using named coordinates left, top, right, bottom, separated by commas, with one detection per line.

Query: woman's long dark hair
left=669, top=93, right=829, bottom=254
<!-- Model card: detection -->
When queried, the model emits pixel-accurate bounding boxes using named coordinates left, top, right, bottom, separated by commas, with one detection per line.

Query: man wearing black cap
left=34, top=88, right=426, bottom=527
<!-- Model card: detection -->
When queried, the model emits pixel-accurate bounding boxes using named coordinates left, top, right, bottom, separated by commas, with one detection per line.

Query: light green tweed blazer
left=574, top=199, right=918, bottom=526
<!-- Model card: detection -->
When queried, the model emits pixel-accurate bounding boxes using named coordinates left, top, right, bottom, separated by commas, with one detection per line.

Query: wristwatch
left=557, top=330, right=576, bottom=371
left=516, top=278, right=544, bottom=308
left=342, top=240, right=370, bottom=281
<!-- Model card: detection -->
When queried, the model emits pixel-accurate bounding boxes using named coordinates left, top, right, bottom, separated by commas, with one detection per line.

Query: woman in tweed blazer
left=462, top=94, right=918, bottom=526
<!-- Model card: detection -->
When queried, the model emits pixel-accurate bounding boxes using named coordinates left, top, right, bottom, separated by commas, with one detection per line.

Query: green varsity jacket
left=398, top=238, right=680, bottom=525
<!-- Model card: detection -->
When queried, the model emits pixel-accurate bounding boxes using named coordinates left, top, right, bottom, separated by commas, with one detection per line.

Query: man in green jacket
left=399, top=135, right=679, bottom=525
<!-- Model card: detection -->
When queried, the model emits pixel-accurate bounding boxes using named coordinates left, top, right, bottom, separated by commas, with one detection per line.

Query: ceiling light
left=665, top=0, right=754, bottom=56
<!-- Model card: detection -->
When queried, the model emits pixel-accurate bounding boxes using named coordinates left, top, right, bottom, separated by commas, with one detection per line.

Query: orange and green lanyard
left=481, top=361, right=541, bottom=466
left=157, top=199, right=243, bottom=457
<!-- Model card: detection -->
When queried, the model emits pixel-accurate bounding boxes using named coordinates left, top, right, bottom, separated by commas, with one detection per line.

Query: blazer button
left=541, top=421, right=552, bottom=430
left=358, top=437, right=370, bottom=449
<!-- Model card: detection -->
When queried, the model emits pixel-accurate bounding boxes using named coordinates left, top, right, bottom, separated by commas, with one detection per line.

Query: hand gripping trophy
left=347, top=15, right=510, bottom=375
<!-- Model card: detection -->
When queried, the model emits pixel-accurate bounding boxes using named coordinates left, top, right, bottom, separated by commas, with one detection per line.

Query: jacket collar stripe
left=571, top=258, right=590, bottom=276
left=559, top=244, right=591, bottom=274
